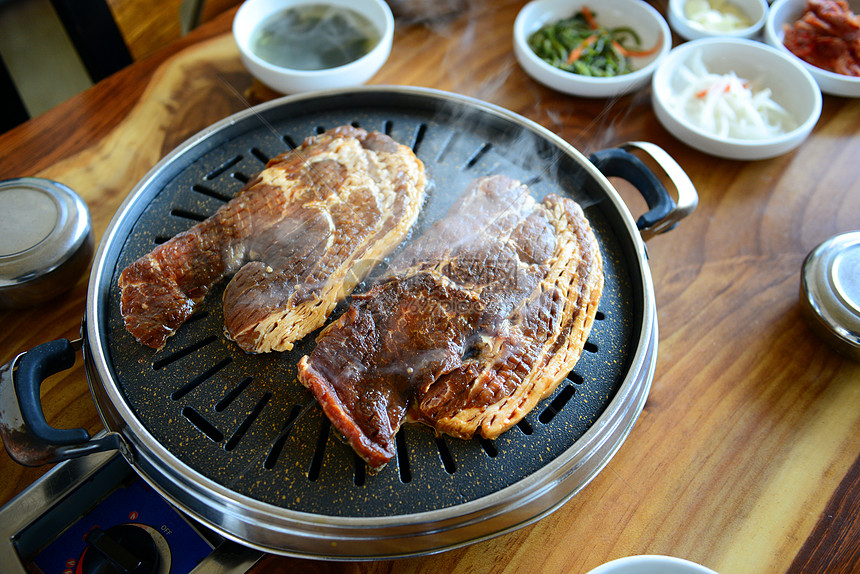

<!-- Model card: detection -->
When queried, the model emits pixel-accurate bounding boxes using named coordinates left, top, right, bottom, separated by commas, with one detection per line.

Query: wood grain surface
left=105, top=0, right=242, bottom=60
left=1, top=1, right=859, bottom=573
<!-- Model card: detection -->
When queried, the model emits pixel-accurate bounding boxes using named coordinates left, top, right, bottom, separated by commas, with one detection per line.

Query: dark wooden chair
left=0, top=53, right=29, bottom=133
left=49, top=0, right=243, bottom=83
left=1, top=0, right=239, bottom=133
left=49, top=0, right=134, bottom=83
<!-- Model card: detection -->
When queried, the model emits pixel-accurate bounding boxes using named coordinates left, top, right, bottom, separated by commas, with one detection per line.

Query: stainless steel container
left=801, top=231, right=860, bottom=361
left=0, top=178, right=93, bottom=309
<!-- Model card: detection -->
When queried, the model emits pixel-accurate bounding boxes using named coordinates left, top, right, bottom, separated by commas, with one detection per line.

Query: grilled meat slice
left=297, top=175, right=604, bottom=469
left=119, top=126, right=426, bottom=352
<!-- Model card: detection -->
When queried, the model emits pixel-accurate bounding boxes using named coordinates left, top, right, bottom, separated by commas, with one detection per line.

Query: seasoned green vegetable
left=527, top=6, right=660, bottom=77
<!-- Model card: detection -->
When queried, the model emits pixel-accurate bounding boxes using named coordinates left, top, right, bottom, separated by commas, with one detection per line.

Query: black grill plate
left=103, top=90, right=640, bottom=517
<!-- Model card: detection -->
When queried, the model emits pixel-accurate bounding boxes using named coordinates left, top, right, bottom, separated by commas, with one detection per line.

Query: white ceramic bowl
left=668, top=0, right=768, bottom=41
left=233, top=0, right=394, bottom=94
left=586, top=555, right=719, bottom=574
left=765, top=0, right=860, bottom=97
left=513, top=0, right=671, bottom=98
left=651, top=37, right=822, bottom=160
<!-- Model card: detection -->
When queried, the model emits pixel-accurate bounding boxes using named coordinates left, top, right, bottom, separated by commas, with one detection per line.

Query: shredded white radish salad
left=671, top=51, right=798, bottom=140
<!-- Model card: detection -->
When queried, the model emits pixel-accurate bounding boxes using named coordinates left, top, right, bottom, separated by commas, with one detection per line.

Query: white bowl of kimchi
left=764, top=0, right=860, bottom=97
left=652, top=37, right=822, bottom=160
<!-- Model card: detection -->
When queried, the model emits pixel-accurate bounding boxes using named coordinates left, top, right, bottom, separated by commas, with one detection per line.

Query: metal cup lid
left=0, top=177, right=93, bottom=308
left=800, top=231, right=860, bottom=361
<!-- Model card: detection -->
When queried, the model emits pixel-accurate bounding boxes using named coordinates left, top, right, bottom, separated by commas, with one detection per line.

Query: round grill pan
left=4, top=87, right=696, bottom=559
left=108, top=89, right=638, bottom=516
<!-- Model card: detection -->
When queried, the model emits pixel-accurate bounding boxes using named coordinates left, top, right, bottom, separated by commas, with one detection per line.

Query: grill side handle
left=589, top=142, right=698, bottom=241
left=0, top=339, right=121, bottom=466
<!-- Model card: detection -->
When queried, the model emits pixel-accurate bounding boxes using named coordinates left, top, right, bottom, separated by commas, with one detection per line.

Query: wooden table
left=2, top=1, right=859, bottom=572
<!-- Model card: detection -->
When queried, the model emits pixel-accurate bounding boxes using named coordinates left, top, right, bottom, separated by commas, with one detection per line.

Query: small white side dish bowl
left=513, top=0, right=671, bottom=98
left=651, top=37, right=822, bottom=160
left=668, top=0, right=768, bottom=41
left=765, top=0, right=860, bottom=97
left=233, top=0, right=394, bottom=94
left=586, top=555, right=719, bottom=574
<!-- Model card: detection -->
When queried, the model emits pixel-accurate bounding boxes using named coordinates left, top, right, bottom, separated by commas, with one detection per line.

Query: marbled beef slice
left=119, top=126, right=426, bottom=352
left=297, top=175, right=604, bottom=469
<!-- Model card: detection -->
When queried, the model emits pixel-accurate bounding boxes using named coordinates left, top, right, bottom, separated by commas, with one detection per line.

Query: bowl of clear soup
left=233, top=0, right=394, bottom=94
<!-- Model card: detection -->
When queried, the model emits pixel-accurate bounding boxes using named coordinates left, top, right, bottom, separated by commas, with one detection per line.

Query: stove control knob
left=80, top=524, right=160, bottom=574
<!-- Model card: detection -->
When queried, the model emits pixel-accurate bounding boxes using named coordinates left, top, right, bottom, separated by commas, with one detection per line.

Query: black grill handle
left=14, top=339, right=89, bottom=445
left=1, top=338, right=120, bottom=466
left=589, top=148, right=674, bottom=229
left=590, top=142, right=697, bottom=240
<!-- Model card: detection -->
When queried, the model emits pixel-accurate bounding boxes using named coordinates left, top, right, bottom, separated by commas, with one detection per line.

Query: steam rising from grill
left=105, top=92, right=640, bottom=525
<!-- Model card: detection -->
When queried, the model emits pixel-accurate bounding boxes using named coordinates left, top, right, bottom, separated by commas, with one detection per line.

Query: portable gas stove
left=0, top=87, right=697, bottom=561
left=0, top=448, right=263, bottom=573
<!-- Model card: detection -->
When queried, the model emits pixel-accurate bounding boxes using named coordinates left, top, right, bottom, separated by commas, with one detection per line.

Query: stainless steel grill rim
left=83, top=85, right=659, bottom=558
